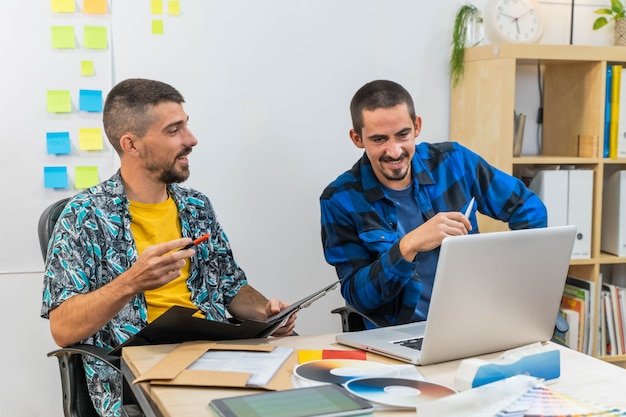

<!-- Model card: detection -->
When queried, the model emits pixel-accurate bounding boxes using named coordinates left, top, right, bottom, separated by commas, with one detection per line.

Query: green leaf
left=593, top=16, right=609, bottom=30
left=610, top=0, right=624, bottom=14
left=594, top=8, right=614, bottom=14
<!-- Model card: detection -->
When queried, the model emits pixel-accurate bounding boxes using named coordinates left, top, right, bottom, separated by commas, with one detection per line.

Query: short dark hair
left=350, top=80, right=416, bottom=136
left=103, top=78, right=185, bottom=154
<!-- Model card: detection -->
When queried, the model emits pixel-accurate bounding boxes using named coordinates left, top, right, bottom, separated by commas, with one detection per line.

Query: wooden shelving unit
left=450, top=43, right=626, bottom=365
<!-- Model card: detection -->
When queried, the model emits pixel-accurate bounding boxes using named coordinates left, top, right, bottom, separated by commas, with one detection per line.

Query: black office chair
left=331, top=305, right=381, bottom=332
left=39, top=198, right=142, bottom=417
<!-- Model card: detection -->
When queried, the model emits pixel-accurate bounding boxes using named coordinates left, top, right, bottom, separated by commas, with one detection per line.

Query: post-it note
left=47, top=132, right=71, bottom=155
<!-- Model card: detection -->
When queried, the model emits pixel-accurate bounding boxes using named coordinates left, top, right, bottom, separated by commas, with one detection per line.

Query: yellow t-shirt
left=129, top=196, right=201, bottom=323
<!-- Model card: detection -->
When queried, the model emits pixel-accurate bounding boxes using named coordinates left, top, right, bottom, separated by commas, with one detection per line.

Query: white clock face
left=485, top=0, right=544, bottom=43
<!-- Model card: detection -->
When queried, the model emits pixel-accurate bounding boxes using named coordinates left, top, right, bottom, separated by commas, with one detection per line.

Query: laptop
left=336, top=225, right=576, bottom=365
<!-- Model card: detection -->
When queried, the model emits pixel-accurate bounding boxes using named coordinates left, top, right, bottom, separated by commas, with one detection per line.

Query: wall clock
left=483, top=0, right=544, bottom=43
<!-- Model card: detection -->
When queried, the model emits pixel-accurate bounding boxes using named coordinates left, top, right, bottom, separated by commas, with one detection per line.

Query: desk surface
left=122, top=333, right=626, bottom=417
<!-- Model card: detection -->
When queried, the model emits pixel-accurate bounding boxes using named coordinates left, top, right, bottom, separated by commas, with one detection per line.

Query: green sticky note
left=75, top=166, right=99, bottom=189
left=152, top=20, right=164, bottom=35
left=51, top=26, right=76, bottom=49
left=81, top=60, right=95, bottom=76
left=83, top=25, right=108, bottom=49
left=47, top=90, right=72, bottom=113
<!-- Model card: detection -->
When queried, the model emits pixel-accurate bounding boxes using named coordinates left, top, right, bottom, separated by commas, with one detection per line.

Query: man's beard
left=145, top=148, right=192, bottom=184
left=380, top=151, right=410, bottom=181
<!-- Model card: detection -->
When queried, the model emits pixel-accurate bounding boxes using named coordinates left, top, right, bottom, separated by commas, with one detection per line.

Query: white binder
left=529, top=169, right=593, bottom=259
left=601, top=171, right=626, bottom=257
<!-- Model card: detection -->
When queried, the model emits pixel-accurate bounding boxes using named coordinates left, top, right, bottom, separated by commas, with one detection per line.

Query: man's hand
left=399, top=211, right=472, bottom=261
left=121, top=237, right=195, bottom=292
left=266, top=299, right=297, bottom=336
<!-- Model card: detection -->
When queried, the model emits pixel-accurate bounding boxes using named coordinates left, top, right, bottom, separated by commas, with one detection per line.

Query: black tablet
left=209, top=385, right=373, bottom=417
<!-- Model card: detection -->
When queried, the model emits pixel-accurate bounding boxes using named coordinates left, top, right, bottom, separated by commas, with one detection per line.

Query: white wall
left=0, top=0, right=614, bottom=416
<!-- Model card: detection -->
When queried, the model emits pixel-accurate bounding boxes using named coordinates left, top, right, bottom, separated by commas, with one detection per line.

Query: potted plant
left=450, top=4, right=483, bottom=87
left=592, top=0, right=626, bottom=46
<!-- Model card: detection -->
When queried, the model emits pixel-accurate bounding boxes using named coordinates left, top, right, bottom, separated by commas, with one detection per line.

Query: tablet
left=209, top=385, right=373, bottom=417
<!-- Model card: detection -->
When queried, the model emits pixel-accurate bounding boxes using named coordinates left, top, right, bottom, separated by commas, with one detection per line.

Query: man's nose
left=385, top=140, right=404, bottom=159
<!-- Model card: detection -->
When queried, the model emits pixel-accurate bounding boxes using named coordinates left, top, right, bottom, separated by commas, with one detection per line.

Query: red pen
left=179, top=233, right=210, bottom=250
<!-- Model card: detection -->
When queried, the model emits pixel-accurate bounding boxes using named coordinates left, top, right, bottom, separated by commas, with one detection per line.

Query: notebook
left=335, top=225, right=576, bottom=365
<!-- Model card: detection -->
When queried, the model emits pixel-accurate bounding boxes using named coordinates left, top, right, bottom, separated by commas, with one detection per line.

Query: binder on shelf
left=529, top=169, right=593, bottom=259
left=609, top=64, right=622, bottom=159
left=619, top=68, right=626, bottom=158
left=605, top=65, right=612, bottom=158
left=601, top=171, right=626, bottom=257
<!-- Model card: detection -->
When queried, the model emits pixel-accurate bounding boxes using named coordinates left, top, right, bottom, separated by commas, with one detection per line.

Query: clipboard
left=110, top=281, right=338, bottom=355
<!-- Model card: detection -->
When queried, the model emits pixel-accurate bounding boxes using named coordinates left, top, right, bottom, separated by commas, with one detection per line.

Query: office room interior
left=0, top=1, right=617, bottom=416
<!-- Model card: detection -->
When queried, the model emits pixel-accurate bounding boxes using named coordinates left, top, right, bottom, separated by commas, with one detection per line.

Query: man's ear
left=349, top=129, right=364, bottom=149
left=119, top=133, right=139, bottom=154
left=414, top=116, right=422, bottom=138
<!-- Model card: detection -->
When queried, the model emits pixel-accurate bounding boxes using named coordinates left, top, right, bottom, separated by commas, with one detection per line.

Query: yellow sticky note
left=151, top=0, right=163, bottom=14
left=83, top=0, right=107, bottom=14
left=51, top=26, right=76, bottom=49
left=78, top=127, right=103, bottom=150
left=81, top=60, right=95, bottom=76
left=167, top=1, right=180, bottom=15
left=152, top=20, right=164, bottom=35
left=51, top=0, right=76, bottom=13
left=47, top=90, right=72, bottom=113
left=75, top=166, right=99, bottom=189
left=83, top=25, right=108, bottom=49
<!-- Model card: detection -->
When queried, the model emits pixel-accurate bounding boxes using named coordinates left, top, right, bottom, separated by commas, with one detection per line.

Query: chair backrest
left=38, top=198, right=70, bottom=261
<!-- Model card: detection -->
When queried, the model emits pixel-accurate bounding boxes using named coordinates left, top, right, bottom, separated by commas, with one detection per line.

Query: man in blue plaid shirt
left=320, top=80, right=547, bottom=328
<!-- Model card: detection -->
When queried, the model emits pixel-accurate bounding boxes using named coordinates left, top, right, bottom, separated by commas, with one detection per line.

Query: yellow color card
left=83, top=25, right=108, bottom=49
left=47, top=90, right=72, bottom=113
left=83, top=0, right=107, bottom=14
left=152, top=20, right=164, bottom=35
left=81, top=60, right=95, bottom=76
left=51, top=26, right=76, bottom=49
left=75, top=166, right=99, bottom=189
left=51, top=0, right=76, bottom=13
left=168, top=1, right=180, bottom=15
left=151, top=0, right=163, bottom=14
left=78, top=127, right=103, bottom=150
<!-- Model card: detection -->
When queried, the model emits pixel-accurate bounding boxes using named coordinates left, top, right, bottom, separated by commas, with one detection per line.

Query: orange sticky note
left=83, top=0, right=107, bottom=14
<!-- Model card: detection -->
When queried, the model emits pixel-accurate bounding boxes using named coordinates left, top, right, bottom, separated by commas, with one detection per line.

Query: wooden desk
left=121, top=334, right=626, bottom=417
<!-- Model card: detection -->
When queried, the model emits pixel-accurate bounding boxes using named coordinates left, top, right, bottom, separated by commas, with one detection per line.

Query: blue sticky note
left=79, top=89, right=103, bottom=112
left=46, top=131, right=71, bottom=155
left=44, top=166, right=68, bottom=189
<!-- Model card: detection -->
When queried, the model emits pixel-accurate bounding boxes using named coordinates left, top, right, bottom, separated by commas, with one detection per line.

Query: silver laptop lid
left=336, top=226, right=576, bottom=365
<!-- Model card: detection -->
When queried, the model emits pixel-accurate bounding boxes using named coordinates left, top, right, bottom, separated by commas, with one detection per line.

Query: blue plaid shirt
left=320, top=142, right=547, bottom=327
left=41, top=170, right=247, bottom=417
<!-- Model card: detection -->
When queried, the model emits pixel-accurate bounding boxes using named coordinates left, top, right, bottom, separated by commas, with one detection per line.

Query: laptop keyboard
left=394, top=337, right=423, bottom=350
